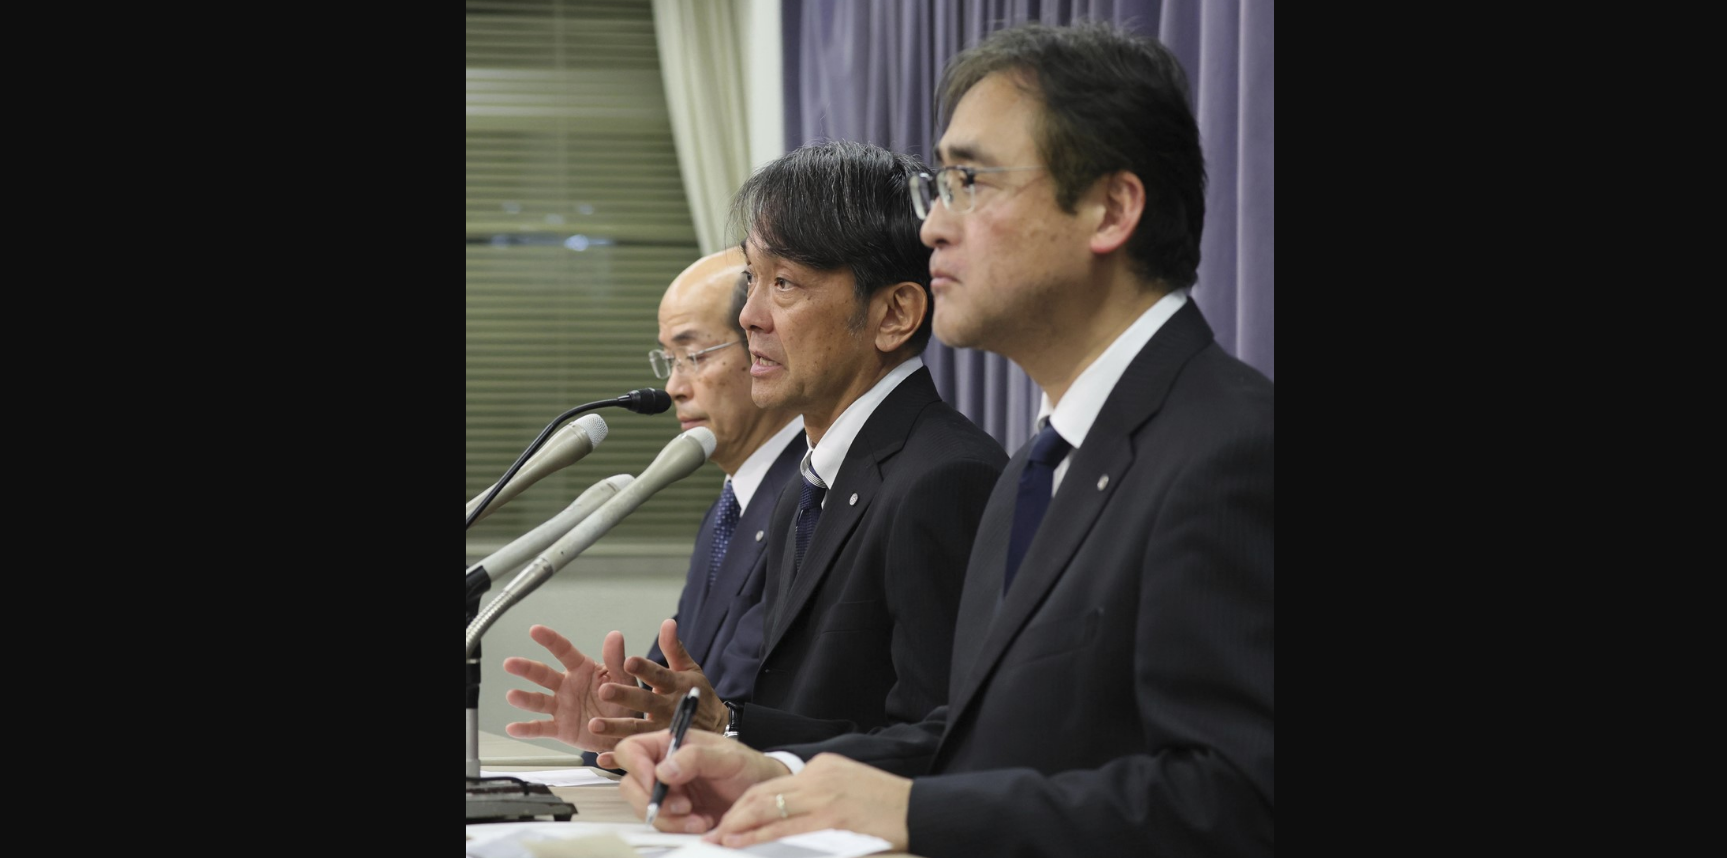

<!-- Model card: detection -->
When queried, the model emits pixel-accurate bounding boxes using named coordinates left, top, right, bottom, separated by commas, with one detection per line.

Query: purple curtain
left=783, top=0, right=1273, bottom=453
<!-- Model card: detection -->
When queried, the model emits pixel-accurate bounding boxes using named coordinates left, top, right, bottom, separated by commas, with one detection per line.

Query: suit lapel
left=762, top=369, right=937, bottom=657
left=942, top=302, right=1217, bottom=733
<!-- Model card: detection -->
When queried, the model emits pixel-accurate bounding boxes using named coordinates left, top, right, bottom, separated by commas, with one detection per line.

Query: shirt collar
left=727, top=415, right=805, bottom=513
left=802, top=356, right=924, bottom=489
left=1036, top=289, right=1189, bottom=445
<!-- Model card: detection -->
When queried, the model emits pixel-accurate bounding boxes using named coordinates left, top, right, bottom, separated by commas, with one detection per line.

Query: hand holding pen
left=644, top=686, right=701, bottom=825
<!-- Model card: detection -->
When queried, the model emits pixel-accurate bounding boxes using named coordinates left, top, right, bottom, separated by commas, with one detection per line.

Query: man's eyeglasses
left=648, top=340, right=741, bottom=378
left=909, top=165, right=1044, bottom=219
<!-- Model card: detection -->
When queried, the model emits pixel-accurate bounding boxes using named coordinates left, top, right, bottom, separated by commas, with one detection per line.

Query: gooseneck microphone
left=465, top=414, right=610, bottom=526
left=465, top=388, right=671, bottom=530
left=465, top=427, right=716, bottom=657
left=464, top=473, right=635, bottom=606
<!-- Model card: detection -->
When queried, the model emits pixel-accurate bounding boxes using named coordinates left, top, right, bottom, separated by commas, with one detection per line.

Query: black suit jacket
left=645, top=431, right=804, bottom=702
left=736, top=366, right=1006, bottom=749
left=780, top=304, right=1275, bottom=858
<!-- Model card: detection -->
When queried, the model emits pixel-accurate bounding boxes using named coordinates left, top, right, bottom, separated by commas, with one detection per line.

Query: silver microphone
left=465, top=413, right=609, bottom=525
left=465, top=474, right=635, bottom=585
left=466, top=427, right=717, bottom=656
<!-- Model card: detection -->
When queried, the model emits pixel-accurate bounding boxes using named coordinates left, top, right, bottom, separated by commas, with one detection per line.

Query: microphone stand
left=466, top=567, right=576, bottom=822
left=466, top=390, right=666, bottom=821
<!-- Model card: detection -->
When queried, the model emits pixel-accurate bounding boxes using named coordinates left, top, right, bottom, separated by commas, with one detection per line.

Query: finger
left=527, top=624, right=592, bottom=675
left=624, top=656, right=678, bottom=691
left=599, top=682, right=670, bottom=716
left=654, top=808, right=717, bottom=834
left=644, top=798, right=712, bottom=833
left=503, top=718, right=554, bottom=740
left=500, top=657, right=563, bottom=692
left=707, top=779, right=802, bottom=843
left=611, top=732, right=673, bottom=790
left=660, top=619, right=697, bottom=672
left=503, top=688, right=556, bottom=715
left=602, top=629, right=627, bottom=683
left=594, top=751, right=619, bottom=769
left=591, top=715, right=662, bottom=739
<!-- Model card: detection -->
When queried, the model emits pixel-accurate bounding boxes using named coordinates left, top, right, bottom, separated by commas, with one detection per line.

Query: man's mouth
left=751, top=351, right=782, bottom=376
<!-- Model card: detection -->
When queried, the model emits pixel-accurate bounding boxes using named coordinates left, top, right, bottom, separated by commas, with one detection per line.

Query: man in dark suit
left=610, top=22, right=1274, bottom=858
left=497, top=248, right=804, bottom=754
left=585, top=140, right=1006, bottom=753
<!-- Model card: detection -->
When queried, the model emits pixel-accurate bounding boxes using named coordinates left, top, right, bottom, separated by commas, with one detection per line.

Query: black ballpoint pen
left=645, top=687, right=701, bottom=825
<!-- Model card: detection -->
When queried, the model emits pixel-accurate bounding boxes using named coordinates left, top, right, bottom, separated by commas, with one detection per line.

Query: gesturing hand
left=500, top=624, right=634, bottom=752
left=590, top=619, right=728, bottom=746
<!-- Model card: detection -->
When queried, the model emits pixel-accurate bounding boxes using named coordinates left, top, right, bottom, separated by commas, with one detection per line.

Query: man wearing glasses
left=499, top=248, right=805, bottom=756
left=609, top=22, right=1274, bottom=858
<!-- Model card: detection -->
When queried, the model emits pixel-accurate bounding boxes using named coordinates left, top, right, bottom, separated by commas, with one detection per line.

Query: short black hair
left=730, top=140, right=935, bottom=354
left=940, top=21, right=1206, bottom=290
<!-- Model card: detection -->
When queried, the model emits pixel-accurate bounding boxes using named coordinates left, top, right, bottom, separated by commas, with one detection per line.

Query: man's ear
left=872, top=281, right=928, bottom=354
left=1089, top=170, right=1146, bottom=256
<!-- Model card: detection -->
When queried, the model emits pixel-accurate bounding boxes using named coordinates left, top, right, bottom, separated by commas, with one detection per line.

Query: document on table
left=465, top=823, right=891, bottom=858
left=480, top=768, right=618, bottom=787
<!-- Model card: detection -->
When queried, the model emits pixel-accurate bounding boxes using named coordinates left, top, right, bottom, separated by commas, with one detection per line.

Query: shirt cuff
left=765, top=751, right=806, bottom=775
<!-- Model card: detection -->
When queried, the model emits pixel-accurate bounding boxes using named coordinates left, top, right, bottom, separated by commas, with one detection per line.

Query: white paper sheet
left=480, top=768, right=619, bottom=787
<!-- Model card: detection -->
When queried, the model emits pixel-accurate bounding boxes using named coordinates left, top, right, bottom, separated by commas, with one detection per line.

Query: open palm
left=500, top=625, right=634, bottom=752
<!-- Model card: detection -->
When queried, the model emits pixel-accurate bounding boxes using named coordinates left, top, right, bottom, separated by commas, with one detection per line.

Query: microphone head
left=622, top=388, right=672, bottom=415
left=680, top=426, right=717, bottom=460
left=574, top=412, right=609, bottom=445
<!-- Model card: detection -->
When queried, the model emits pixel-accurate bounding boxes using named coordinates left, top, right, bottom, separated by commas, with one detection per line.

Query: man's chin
left=933, top=318, right=981, bottom=351
left=749, top=381, right=787, bottom=411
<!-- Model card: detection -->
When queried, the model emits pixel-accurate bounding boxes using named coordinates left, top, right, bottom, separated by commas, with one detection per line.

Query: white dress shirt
left=728, top=415, right=806, bottom=514
left=1037, top=288, right=1188, bottom=492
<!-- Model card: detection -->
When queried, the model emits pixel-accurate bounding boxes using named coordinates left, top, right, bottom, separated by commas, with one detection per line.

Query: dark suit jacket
left=645, top=431, right=805, bottom=702
left=780, top=304, right=1275, bottom=858
left=736, top=366, right=1006, bottom=750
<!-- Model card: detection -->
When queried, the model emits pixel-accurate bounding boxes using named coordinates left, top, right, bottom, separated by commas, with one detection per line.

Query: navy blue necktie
left=1004, top=423, right=1072, bottom=595
left=704, top=480, right=741, bottom=596
left=793, top=469, right=827, bottom=575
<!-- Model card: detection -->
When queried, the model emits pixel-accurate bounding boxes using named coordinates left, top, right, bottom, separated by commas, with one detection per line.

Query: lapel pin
left=755, top=530, right=764, bottom=541
left=1097, top=474, right=1109, bottom=490
left=849, top=493, right=859, bottom=505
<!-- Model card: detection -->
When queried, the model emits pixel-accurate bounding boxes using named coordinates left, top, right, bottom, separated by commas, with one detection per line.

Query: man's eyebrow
left=935, top=141, right=987, bottom=166
left=662, top=327, right=699, bottom=346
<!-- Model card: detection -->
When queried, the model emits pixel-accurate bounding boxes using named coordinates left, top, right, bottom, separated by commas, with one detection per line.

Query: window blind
left=466, top=0, right=717, bottom=558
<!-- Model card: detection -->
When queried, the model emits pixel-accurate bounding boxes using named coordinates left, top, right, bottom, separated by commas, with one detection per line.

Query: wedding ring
left=776, top=793, right=789, bottom=820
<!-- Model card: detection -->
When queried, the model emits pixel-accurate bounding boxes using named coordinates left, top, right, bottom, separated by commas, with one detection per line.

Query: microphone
left=619, top=387, right=672, bottom=414
left=465, top=474, right=635, bottom=602
left=466, top=389, right=668, bottom=530
left=466, top=427, right=716, bottom=656
left=465, top=414, right=609, bottom=525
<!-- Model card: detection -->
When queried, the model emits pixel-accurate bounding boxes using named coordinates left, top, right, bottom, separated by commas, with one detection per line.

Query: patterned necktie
left=793, top=466, right=827, bottom=575
left=705, top=479, right=741, bottom=595
left=1004, top=422, right=1072, bottom=595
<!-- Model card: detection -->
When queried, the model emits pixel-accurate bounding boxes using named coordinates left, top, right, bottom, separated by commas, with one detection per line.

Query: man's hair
left=939, top=21, right=1206, bottom=290
left=730, top=140, right=936, bottom=354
